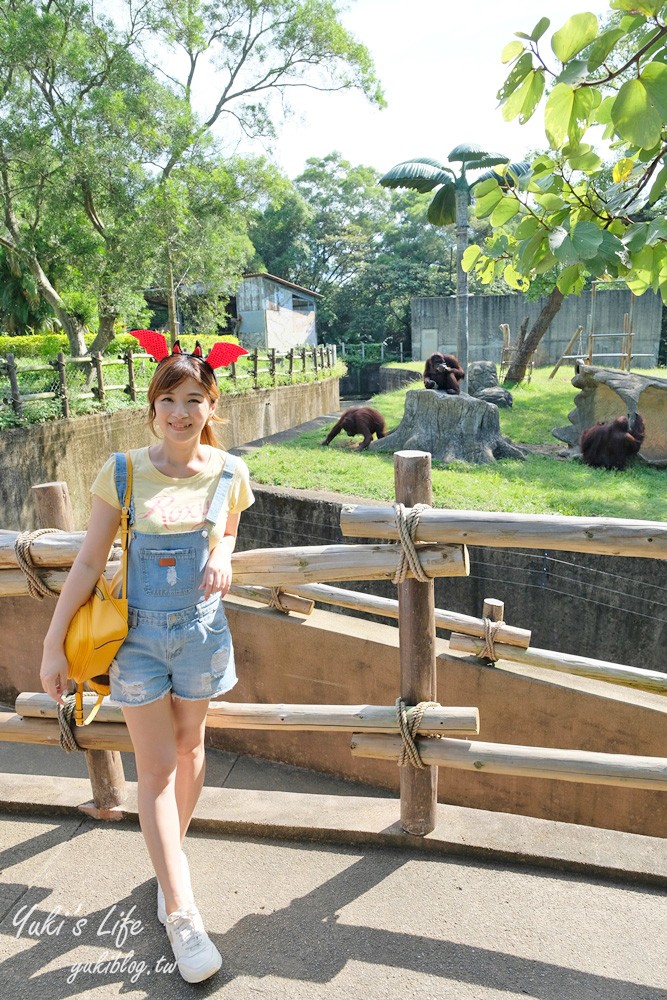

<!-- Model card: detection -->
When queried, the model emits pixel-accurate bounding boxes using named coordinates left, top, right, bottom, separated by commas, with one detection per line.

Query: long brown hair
left=147, top=354, right=225, bottom=447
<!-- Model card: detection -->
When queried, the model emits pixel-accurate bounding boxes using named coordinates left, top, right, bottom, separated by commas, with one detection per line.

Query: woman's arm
left=40, top=495, right=122, bottom=703
left=200, top=511, right=241, bottom=600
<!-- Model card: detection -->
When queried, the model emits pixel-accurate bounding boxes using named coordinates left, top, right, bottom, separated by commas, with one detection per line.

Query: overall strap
left=112, top=452, right=133, bottom=600
left=206, top=453, right=239, bottom=527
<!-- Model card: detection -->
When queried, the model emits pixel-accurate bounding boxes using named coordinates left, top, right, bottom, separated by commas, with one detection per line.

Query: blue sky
left=221, top=0, right=615, bottom=179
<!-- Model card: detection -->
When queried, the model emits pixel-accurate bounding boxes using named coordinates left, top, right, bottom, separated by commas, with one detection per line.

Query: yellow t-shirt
left=90, top=447, right=254, bottom=548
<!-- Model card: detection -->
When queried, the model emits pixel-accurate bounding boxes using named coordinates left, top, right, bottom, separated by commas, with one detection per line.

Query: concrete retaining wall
left=236, top=484, right=667, bottom=674
left=0, top=377, right=339, bottom=531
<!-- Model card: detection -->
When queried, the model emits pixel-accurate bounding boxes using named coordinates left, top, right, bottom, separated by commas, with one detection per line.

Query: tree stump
left=553, top=363, right=667, bottom=467
left=369, top=389, right=525, bottom=464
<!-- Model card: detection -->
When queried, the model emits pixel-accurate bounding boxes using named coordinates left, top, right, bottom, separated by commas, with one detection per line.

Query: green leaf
left=570, top=221, right=604, bottom=260
left=533, top=251, right=558, bottom=274
left=502, top=70, right=541, bottom=122
left=497, top=52, right=534, bottom=103
left=535, top=192, right=567, bottom=211
left=623, top=222, right=649, bottom=252
left=502, top=40, right=525, bottom=63
left=649, top=162, right=667, bottom=203
left=461, top=245, right=482, bottom=272
left=427, top=182, right=456, bottom=225
left=642, top=60, right=667, bottom=118
left=646, top=218, right=667, bottom=244
left=545, top=84, right=574, bottom=147
left=611, top=0, right=662, bottom=13
left=531, top=17, right=550, bottom=42
left=557, top=264, right=584, bottom=294
left=490, top=196, right=521, bottom=227
left=551, top=13, right=599, bottom=63
left=380, top=159, right=455, bottom=193
left=486, top=234, right=509, bottom=259
left=586, top=27, right=626, bottom=72
left=474, top=186, right=504, bottom=218
left=567, top=148, right=603, bottom=171
left=503, top=263, right=527, bottom=289
left=557, top=60, right=589, bottom=87
left=611, top=77, right=663, bottom=149
left=520, top=231, right=550, bottom=270
left=515, top=216, right=540, bottom=239
left=471, top=177, right=501, bottom=198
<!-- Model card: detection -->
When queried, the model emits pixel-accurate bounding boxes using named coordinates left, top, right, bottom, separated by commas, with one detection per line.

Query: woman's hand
left=40, top=644, right=69, bottom=705
left=200, top=547, right=233, bottom=600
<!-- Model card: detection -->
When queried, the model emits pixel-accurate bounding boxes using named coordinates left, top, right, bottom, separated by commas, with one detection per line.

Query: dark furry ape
left=423, top=353, right=465, bottom=394
left=579, top=413, right=645, bottom=470
left=321, top=406, right=387, bottom=450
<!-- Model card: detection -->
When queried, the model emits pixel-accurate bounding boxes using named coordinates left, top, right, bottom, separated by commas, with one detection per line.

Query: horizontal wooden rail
left=448, top=633, right=667, bottom=695
left=280, top=581, right=531, bottom=647
left=350, top=735, right=667, bottom=791
left=14, top=695, right=480, bottom=736
left=0, top=712, right=133, bottom=751
left=340, top=505, right=667, bottom=560
left=0, top=538, right=469, bottom=592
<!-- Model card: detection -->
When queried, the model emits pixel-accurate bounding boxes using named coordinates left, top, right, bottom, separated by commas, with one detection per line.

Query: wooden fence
left=1, top=451, right=666, bottom=834
left=0, top=345, right=338, bottom=419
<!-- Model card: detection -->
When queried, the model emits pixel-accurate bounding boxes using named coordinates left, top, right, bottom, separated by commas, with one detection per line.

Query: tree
left=379, top=146, right=529, bottom=382
left=463, top=2, right=667, bottom=380
left=0, top=1, right=384, bottom=352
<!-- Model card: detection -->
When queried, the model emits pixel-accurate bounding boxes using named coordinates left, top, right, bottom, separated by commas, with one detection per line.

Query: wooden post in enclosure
left=252, top=349, right=259, bottom=387
left=125, top=350, right=137, bottom=402
left=6, top=354, right=22, bottom=416
left=395, top=450, right=437, bottom=836
left=92, top=352, right=105, bottom=405
left=34, top=482, right=126, bottom=816
left=54, top=353, right=70, bottom=417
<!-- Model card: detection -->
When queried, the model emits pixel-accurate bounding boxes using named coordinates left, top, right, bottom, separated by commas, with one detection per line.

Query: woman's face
left=152, top=375, right=214, bottom=445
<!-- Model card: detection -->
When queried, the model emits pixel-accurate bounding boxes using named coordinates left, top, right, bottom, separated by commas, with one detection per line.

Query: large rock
left=369, top=388, right=525, bottom=464
left=553, top=362, right=667, bottom=467
left=468, top=361, right=513, bottom=408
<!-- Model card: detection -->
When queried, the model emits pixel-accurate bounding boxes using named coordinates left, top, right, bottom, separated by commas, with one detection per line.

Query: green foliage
left=464, top=4, right=667, bottom=304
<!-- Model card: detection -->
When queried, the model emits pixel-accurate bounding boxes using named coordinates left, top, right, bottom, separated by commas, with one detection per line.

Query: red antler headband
left=129, top=330, right=249, bottom=375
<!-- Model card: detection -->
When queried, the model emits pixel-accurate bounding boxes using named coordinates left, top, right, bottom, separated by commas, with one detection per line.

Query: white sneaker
left=165, top=904, right=222, bottom=983
left=157, top=850, right=193, bottom=925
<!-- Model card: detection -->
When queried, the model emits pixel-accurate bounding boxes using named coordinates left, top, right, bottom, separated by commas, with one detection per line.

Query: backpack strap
left=113, top=452, right=133, bottom=523
left=205, top=453, right=239, bottom=527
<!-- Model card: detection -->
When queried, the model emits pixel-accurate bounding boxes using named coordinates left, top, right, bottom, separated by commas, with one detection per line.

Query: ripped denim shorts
left=109, top=594, right=236, bottom=707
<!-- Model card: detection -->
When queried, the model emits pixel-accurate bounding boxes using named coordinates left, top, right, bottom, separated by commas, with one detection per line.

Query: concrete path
left=1, top=736, right=666, bottom=999
left=1, top=810, right=666, bottom=1000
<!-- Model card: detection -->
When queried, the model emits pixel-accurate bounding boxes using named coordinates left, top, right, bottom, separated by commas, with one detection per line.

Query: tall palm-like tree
left=380, top=144, right=528, bottom=382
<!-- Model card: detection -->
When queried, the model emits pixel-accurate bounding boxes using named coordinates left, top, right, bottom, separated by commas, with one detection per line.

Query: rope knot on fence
left=395, top=697, right=441, bottom=769
left=14, top=528, right=60, bottom=600
left=268, top=588, right=291, bottom=614
left=392, top=503, right=432, bottom=585
left=481, top=616, right=504, bottom=662
left=57, top=696, right=83, bottom=753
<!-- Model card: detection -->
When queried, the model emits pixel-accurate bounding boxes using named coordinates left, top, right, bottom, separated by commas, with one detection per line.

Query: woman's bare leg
left=171, top=696, right=210, bottom=842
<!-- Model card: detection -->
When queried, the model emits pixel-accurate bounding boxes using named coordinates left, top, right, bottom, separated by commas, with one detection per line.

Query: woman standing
left=40, top=337, right=254, bottom=983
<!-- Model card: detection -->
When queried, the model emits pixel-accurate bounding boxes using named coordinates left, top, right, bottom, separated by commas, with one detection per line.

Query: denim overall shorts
left=109, top=453, right=238, bottom=707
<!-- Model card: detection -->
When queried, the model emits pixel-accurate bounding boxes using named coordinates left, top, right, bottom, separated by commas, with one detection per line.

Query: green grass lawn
left=244, top=365, right=667, bottom=520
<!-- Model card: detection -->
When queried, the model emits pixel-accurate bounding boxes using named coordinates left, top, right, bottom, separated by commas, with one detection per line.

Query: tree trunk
left=369, top=389, right=525, bottom=463
left=88, top=310, right=117, bottom=356
left=167, top=251, right=179, bottom=346
left=455, top=184, right=470, bottom=392
left=504, top=288, right=564, bottom=384
left=26, top=254, right=87, bottom=356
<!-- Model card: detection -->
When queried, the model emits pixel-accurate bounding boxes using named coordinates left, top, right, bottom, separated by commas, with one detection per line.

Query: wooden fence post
left=6, top=353, right=22, bottom=416
left=54, top=353, right=70, bottom=417
left=394, top=450, right=437, bottom=836
left=252, top=348, right=259, bottom=388
left=288, top=349, right=294, bottom=381
left=125, top=350, right=137, bottom=402
left=92, top=352, right=105, bottom=405
left=32, top=481, right=126, bottom=817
